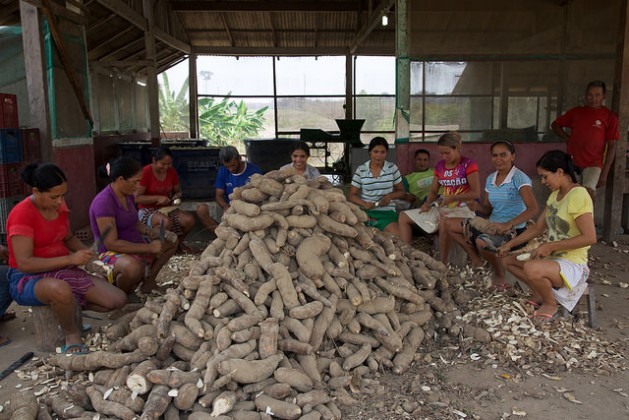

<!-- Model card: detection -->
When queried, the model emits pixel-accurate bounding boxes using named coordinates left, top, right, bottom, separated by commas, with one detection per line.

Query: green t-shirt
left=404, top=169, right=434, bottom=203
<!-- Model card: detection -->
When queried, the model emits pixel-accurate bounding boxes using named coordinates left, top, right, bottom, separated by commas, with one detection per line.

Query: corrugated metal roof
left=0, top=0, right=390, bottom=71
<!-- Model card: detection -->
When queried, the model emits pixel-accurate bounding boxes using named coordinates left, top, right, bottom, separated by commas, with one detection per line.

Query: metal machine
left=299, top=119, right=365, bottom=183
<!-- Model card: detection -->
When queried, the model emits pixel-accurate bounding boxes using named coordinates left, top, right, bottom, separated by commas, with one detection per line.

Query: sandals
left=525, top=300, right=541, bottom=309
left=529, top=310, right=558, bottom=324
left=177, top=242, right=199, bottom=255
left=0, top=311, right=16, bottom=322
left=488, top=282, right=510, bottom=291
left=0, top=336, right=11, bottom=347
left=58, top=343, right=89, bottom=355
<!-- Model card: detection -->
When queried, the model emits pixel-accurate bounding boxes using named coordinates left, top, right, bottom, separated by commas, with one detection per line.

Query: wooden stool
left=31, top=305, right=83, bottom=352
left=432, top=234, right=468, bottom=267
left=561, top=284, right=598, bottom=329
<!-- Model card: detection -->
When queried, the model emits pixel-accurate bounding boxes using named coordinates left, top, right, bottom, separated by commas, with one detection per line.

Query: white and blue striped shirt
left=486, top=166, right=532, bottom=228
left=351, top=160, right=402, bottom=212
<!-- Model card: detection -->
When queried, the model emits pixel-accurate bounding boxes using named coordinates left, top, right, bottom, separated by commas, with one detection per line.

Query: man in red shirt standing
left=551, top=80, right=619, bottom=199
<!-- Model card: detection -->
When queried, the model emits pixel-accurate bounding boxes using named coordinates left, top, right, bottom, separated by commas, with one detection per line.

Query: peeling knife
left=93, top=225, right=113, bottom=251
left=159, top=220, right=165, bottom=242
left=482, top=246, right=527, bottom=257
left=0, top=352, right=34, bottom=382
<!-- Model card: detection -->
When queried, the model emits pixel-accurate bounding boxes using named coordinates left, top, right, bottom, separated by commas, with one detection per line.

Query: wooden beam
left=188, top=52, right=199, bottom=138
left=171, top=1, right=362, bottom=12
left=187, top=28, right=358, bottom=35
left=89, top=26, right=135, bottom=53
left=23, top=0, right=87, bottom=25
left=157, top=55, right=186, bottom=73
left=603, top=0, right=629, bottom=241
left=20, top=1, right=52, bottom=160
left=408, top=0, right=560, bottom=12
left=41, top=0, right=93, bottom=125
left=95, top=37, right=144, bottom=61
left=407, top=53, right=615, bottom=61
left=64, top=0, right=85, bottom=14
left=95, top=0, right=191, bottom=53
left=193, top=46, right=394, bottom=55
left=143, top=0, right=160, bottom=144
left=86, top=13, right=117, bottom=33
left=94, top=0, right=145, bottom=30
left=350, top=0, right=395, bottom=54
left=220, top=12, right=234, bottom=47
left=154, top=27, right=191, bottom=54
left=267, top=12, right=276, bottom=48
left=92, top=59, right=152, bottom=67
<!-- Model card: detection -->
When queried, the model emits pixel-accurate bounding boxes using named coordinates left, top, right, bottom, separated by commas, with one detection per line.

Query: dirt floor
left=0, top=235, right=627, bottom=419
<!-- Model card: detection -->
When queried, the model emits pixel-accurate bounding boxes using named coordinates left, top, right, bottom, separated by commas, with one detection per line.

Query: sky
left=163, top=56, right=401, bottom=97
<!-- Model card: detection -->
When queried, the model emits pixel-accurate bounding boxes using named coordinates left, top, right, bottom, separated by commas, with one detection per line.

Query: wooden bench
left=432, top=233, right=469, bottom=267
left=31, top=305, right=83, bottom=352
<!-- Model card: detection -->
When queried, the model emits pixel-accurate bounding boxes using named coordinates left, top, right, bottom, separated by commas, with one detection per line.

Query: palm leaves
left=159, top=73, right=189, bottom=132
left=159, top=73, right=268, bottom=146
left=198, top=95, right=268, bottom=147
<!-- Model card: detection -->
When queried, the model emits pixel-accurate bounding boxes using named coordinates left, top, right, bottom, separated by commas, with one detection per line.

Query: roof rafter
left=220, top=12, right=234, bottom=47
left=171, top=1, right=362, bottom=12
left=89, top=26, right=136, bottom=54
left=267, top=12, right=276, bottom=47
left=94, top=0, right=191, bottom=53
left=350, top=0, right=394, bottom=54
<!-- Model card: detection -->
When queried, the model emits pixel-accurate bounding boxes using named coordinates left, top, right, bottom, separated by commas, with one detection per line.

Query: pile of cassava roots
left=14, top=168, right=491, bottom=420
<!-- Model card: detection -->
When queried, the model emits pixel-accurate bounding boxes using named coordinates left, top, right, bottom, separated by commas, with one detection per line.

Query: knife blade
left=0, top=352, right=34, bottom=382
left=159, top=220, right=165, bottom=242
left=482, top=246, right=528, bottom=257
left=93, top=225, right=113, bottom=252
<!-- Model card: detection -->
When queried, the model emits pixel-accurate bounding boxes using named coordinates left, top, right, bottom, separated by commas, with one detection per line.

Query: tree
left=198, top=95, right=268, bottom=148
left=158, top=73, right=189, bottom=132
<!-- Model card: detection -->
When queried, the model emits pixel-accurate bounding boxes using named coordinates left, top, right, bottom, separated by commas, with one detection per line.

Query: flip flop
left=0, top=336, right=11, bottom=347
left=58, top=343, right=89, bottom=355
left=529, top=310, right=558, bottom=323
left=525, top=300, right=541, bottom=309
left=0, top=311, right=16, bottom=322
left=489, top=283, right=510, bottom=291
left=177, top=242, right=198, bottom=255
left=81, top=323, right=92, bottom=333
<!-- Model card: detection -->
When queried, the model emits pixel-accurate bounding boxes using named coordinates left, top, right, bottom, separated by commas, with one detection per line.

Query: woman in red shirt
left=7, top=163, right=126, bottom=354
left=134, top=147, right=196, bottom=253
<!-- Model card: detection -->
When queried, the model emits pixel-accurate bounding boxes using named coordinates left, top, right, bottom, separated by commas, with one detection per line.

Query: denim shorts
left=8, top=268, right=43, bottom=306
left=8, top=267, right=95, bottom=307
left=0, top=265, right=12, bottom=315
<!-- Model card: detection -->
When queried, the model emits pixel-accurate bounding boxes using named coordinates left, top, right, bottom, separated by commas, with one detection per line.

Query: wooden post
left=432, top=234, right=468, bottom=268
left=603, top=0, right=629, bottom=241
left=31, top=305, right=83, bottom=352
left=189, top=51, right=198, bottom=139
left=19, top=2, right=52, bottom=161
left=143, top=0, right=160, bottom=147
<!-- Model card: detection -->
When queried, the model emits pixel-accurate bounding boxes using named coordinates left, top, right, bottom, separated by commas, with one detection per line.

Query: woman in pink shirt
left=399, top=132, right=481, bottom=264
left=135, top=147, right=196, bottom=253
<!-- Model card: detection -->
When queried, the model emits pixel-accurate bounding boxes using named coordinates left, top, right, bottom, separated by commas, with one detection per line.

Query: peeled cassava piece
left=46, top=170, right=482, bottom=419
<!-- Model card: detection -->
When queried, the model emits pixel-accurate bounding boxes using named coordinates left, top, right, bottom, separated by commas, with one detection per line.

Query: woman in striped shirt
left=348, top=137, right=406, bottom=236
